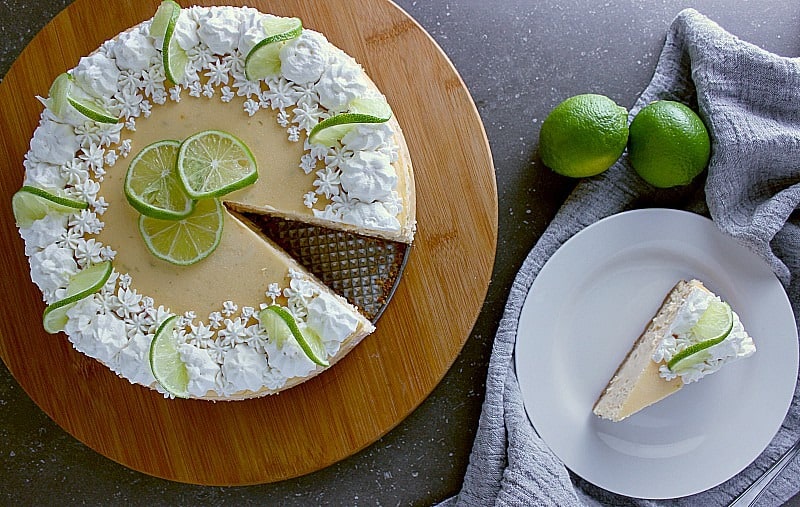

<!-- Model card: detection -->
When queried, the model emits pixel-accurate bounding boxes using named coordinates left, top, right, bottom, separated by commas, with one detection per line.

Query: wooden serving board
left=0, top=0, right=497, bottom=485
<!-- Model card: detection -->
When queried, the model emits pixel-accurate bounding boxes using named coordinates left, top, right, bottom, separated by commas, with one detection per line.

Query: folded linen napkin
left=442, top=9, right=800, bottom=507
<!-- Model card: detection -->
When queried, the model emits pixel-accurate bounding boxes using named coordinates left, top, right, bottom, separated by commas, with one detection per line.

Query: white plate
left=515, top=209, right=798, bottom=499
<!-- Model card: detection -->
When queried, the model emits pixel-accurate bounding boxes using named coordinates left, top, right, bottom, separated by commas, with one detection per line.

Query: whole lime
left=538, top=94, right=629, bottom=178
left=628, top=100, right=711, bottom=188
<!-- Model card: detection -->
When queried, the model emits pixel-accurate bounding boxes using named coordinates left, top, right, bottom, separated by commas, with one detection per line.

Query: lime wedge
left=138, top=198, right=224, bottom=265
left=149, top=314, right=190, bottom=398
left=244, top=16, right=303, bottom=80
left=160, top=0, right=187, bottom=84
left=177, top=130, right=258, bottom=199
left=68, top=81, right=119, bottom=124
left=259, top=305, right=329, bottom=367
left=12, top=186, right=89, bottom=227
left=42, top=260, right=113, bottom=333
left=668, top=301, right=734, bottom=371
left=308, top=98, right=393, bottom=147
left=150, top=0, right=180, bottom=39
left=46, top=72, right=118, bottom=124
left=47, top=72, right=71, bottom=119
left=124, top=139, right=195, bottom=220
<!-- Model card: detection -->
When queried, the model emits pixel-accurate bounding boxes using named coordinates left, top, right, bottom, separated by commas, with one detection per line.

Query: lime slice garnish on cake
left=149, top=0, right=180, bottom=39
left=259, top=305, right=329, bottom=367
left=668, top=301, right=734, bottom=371
left=149, top=314, right=190, bottom=398
left=243, top=16, right=303, bottom=80
left=138, top=197, right=224, bottom=265
left=124, top=139, right=195, bottom=220
left=308, top=98, right=393, bottom=147
left=42, top=261, right=113, bottom=333
left=177, top=130, right=258, bottom=199
left=12, top=185, right=89, bottom=227
left=159, top=0, right=187, bottom=84
left=47, top=72, right=118, bottom=124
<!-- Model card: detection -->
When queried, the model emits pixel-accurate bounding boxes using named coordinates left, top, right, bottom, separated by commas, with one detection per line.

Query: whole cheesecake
left=14, top=3, right=415, bottom=400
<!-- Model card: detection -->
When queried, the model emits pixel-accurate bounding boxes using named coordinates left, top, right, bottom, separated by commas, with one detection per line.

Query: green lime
left=177, top=130, right=258, bottom=199
left=12, top=185, right=89, bottom=227
left=124, top=139, right=195, bottom=220
left=160, top=0, right=187, bottom=84
left=42, top=261, right=113, bottom=333
left=259, top=305, right=329, bottom=367
left=149, top=314, right=190, bottom=398
left=47, top=73, right=71, bottom=119
left=667, top=301, right=733, bottom=371
left=150, top=0, right=180, bottom=39
left=628, top=100, right=710, bottom=188
left=138, top=198, right=224, bottom=265
left=538, top=94, right=629, bottom=178
left=308, top=99, right=393, bottom=147
left=244, top=16, right=303, bottom=80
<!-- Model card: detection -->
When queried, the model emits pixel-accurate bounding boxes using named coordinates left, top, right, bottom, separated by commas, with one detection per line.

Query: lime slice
left=160, top=0, right=187, bottom=84
left=47, top=72, right=71, bottom=119
left=46, top=72, right=118, bottom=124
left=259, top=305, right=329, bottom=367
left=308, top=98, right=393, bottom=147
left=68, top=81, right=119, bottom=124
left=12, top=185, right=89, bottom=227
left=138, top=198, right=224, bottom=265
left=668, top=301, right=734, bottom=371
left=150, top=0, right=180, bottom=39
left=149, top=314, right=190, bottom=398
left=42, top=261, right=113, bottom=333
left=244, top=16, right=303, bottom=80
left=176, top=130, right=258, bottom=199
left=124, top=139, right=195, bottom=220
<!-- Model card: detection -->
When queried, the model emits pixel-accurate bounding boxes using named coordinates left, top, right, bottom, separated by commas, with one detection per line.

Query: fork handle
left=729, top=436, right=800, bottom=506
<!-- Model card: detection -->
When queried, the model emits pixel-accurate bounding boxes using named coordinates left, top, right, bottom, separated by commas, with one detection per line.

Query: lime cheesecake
left=13, top=2, right=415, bottom=400
left=593, top=279, right=756, bottom=422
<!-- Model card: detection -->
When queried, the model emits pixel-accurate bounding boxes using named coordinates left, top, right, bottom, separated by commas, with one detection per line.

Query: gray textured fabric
left=442, top=9, right=800, bottom=507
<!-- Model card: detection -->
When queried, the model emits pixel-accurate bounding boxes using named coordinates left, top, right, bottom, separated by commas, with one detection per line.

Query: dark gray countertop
left=2, top=1, right=800, bottom=505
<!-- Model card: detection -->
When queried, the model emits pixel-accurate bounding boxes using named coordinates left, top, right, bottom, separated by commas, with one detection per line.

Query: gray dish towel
left=442, top=8, right=800, bottom=507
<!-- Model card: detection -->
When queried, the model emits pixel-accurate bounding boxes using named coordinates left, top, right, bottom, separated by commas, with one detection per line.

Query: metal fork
left=729, top=435, right=800, bottom=506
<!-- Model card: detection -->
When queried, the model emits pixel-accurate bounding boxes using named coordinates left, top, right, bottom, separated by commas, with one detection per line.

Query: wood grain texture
left=0, top=0, right=497, bottom=485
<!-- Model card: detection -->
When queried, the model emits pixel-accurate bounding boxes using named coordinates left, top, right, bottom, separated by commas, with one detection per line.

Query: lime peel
left=259, top=305, right=329, bottom=367
left=149, top=314, right=190, bottom=398
left=309, top=106, right=392, bottom=147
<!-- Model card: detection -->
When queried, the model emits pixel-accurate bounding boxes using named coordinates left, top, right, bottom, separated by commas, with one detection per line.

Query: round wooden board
left=0, top=0, right=497, bottom=485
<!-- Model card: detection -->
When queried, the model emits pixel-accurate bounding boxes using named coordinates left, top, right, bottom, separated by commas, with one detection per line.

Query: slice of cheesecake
left=593, top=279, right=756, bottom=422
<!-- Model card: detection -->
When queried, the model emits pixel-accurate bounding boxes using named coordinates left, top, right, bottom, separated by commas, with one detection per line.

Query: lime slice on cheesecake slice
left=308, top=98, right=393, bottom=147
left=149, top=314, right=190, bottom=398
left=138, top=197, right=224, bottom=266
left=12, top=186, right=89, bottom=227
left=244, top=16, right=303, bottom=80
left=667, top=301, right=734, bottom=371
left=177, top=130, right=258, bottom=199
left=42, top=260, right=113, bottom=333
left=259, top=305, right=329, bottom=367
left=124, top=139, right=195, bottom=220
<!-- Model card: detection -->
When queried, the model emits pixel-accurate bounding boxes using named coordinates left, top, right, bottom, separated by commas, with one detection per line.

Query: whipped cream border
left=17, top=5, right=400, bottom=398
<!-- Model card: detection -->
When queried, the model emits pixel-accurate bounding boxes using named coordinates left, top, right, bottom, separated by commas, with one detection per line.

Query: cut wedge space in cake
left=12, top=2, right=415, bottom=400
left=593, top=279, right=756, bottom=422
